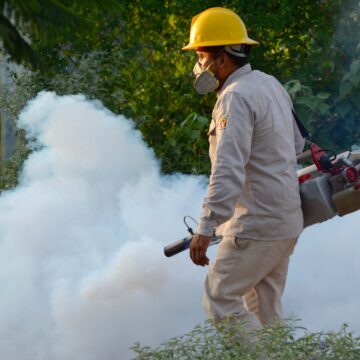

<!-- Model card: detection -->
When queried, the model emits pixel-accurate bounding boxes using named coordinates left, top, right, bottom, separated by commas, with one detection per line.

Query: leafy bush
left=285, top=56, right=360, bottom=151
left=131, top=318, right=360, bottom=360
left=0, top=70, right=37, bottom=190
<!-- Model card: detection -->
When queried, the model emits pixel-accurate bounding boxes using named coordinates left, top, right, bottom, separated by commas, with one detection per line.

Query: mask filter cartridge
left=192, top=61, right=219, bottom=95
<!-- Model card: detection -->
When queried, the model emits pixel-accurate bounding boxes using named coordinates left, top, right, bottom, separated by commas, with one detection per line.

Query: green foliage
left=285, top=55, right=360, bottom=151
left=0, top=69, right=38, bottom=189
left=160, top=112, right=210, bottom=174
left=131, top=318, right=360, bottom=360
left=0, top=0, right=123, bottom=69
left=1, top=69, right=39, bottom=119
left=284, top=0, right=360, bottom=151
left=0, top=129, right=29, bottom=190
left=33, top=0, right=360, bottom=157
left=1, top=0, right=359, bottom=188
left=285, top=80, right=331, bottom=118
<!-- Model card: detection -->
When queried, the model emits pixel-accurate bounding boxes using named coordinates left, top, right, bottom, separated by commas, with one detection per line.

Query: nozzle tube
left=164, top=236, right=193, bottom=257
left=164, top=235, right=223, bottom=258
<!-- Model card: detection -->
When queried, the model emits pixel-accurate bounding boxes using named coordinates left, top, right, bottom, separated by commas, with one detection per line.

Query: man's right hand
left=190, top=234, right=212, bottom=266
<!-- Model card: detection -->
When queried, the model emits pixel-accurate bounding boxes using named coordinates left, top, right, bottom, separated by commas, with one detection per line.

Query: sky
left=0, top=92, right=359, bottom=360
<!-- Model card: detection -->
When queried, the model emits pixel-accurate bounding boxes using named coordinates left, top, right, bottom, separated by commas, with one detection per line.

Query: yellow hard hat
left=182, top=7, right=259, bottom=50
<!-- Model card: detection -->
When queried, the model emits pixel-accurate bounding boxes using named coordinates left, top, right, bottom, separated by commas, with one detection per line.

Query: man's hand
left=190, top=234, right=212, bottom=266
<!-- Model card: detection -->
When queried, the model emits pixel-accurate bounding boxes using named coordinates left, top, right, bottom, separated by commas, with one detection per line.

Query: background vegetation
left=0, top=0, right=359, bottom=183
left=131, top=318, right=360, bottom=359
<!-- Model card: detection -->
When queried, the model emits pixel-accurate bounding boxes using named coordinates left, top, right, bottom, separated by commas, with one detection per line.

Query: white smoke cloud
left=0, top=92, right=358, bottom=359
left=285, top=211, right=360, bottom=333
left=0, top=92, right=208, bottom=360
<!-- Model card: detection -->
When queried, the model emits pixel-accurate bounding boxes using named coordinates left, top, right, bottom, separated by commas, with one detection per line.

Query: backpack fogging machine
left=164, top=143, right=360, bottom=258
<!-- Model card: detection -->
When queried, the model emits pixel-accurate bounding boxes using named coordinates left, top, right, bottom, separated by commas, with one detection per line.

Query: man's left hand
left=190, top=234, right=212, bottom=266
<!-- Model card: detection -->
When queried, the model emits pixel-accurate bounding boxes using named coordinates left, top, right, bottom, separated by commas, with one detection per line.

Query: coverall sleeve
left=196, top=93, right=254, bottom=236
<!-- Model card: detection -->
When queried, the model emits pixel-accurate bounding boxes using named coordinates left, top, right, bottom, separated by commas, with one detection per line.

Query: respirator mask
left=192, top=45, right=248, bottom=95
left=192, top=50, right=223, bottom=95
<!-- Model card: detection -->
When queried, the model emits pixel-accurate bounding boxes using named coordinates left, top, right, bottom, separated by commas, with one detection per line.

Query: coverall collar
left=217, top=63, right=252, bottom=97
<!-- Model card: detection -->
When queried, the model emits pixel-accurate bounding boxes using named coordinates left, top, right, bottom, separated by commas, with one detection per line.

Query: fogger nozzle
left=164, top=236, right=192, bottom=257
left=164, top=235, right=222, bottom=257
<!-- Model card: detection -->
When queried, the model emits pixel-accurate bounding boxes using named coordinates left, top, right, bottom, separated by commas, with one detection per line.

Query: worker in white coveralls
left=182, top=7, right=305, bottom=333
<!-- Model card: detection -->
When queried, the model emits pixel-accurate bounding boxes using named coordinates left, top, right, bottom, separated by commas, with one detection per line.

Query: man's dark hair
left=198, top=45, right=252, bottom=68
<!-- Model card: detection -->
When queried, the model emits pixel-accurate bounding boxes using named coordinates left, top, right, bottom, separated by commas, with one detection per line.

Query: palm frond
left=0, top=12, right=40, bottom=68
left=76, top=0, right=125, bottom=14
left=0, top=0, right=124, bottom=70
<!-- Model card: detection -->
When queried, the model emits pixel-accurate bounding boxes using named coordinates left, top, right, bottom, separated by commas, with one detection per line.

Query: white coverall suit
left=196, top=64, right=305, bottom=331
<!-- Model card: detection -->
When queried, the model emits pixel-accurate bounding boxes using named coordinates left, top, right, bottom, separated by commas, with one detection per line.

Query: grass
left=131, top=318, right=360, bottom=360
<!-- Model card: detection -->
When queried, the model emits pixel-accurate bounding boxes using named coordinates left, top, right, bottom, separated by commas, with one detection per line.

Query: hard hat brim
left=182, top=37, right=259, bottom=50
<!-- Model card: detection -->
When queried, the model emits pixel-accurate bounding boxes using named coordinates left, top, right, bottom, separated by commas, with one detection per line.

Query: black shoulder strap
left=292, top=109, right=311, bottom=139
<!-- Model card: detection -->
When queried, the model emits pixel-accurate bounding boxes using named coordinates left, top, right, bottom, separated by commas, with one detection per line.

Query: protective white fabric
left=196, top=64, right=305, bottom=240
left=203, top=236, right=298, bottom=330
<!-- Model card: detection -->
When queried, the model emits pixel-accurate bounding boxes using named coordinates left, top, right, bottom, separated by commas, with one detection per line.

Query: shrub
left=131, top=318, right=360, bottom=360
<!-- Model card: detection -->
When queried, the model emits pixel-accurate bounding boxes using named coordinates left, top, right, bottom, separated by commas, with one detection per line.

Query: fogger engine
left=298, top=144, right=360, bottom=227
left=164, top=145, right=360, bottom=257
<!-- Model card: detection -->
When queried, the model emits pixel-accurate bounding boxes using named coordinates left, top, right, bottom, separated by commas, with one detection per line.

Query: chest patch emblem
left=219, top=116, right=228, bottom=130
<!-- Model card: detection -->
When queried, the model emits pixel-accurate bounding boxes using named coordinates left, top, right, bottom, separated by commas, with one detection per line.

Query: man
left=182, top=7, right=305, bottom=333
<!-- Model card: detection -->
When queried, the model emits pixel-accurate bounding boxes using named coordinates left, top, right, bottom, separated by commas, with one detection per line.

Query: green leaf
left=284, top=80, right=302, bottom=98
left=339, top=81, right=353, bottom=101
left=296, top=96, right=318, bottom=111
left=336, top=103, right=352, bottom=117
left=316, top=92, right=331, bottom=100
left=317, top=102, right=330, bottom=114
left=350, top=59, right=360, bottom=75
left=350, top=92, right=360, bottom=109
left=168, top=14, right=176, bottom=29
